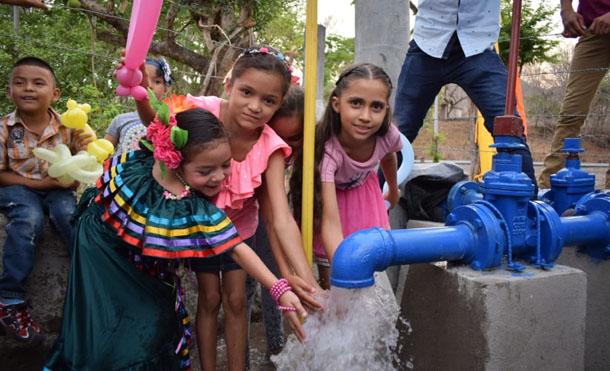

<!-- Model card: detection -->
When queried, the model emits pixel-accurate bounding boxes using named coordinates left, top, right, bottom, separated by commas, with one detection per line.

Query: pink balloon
left=116, top=0, right=164, bottom=101
left=115, top=85, right=132, bottom=97
left=131, top=87, right=148, bottom=101
left=123, top=0, right=163, bottom=69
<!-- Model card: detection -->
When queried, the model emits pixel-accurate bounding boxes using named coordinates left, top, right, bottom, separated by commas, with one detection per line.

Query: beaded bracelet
left=269, top=278, right=296, bottom=312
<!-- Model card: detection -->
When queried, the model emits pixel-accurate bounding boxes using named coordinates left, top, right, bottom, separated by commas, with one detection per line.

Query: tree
left=499, top=0, right=559, bottom=67
left=0, top=0, right=301, bottom=130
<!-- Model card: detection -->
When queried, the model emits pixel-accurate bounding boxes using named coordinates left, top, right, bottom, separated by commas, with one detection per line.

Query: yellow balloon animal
left=60, top=99, right=115, bottom=164
left=33, top=99, right=117, bottom=185
left=33, top=144, right=103, bottom=185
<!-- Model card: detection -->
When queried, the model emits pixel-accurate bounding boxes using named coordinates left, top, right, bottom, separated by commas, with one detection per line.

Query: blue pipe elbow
left=330, top=228, right=392, bottom=289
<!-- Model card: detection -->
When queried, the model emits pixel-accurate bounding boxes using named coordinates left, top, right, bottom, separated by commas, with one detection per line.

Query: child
left=0, top=57, right=88, bottom=345
left=105, top=57, right=172, bottom=155
left=134, top=46, right=320, bottom=371
left=291, top=63, right=401, bottom=288
left=246, top=85, right=305, bottom=358
left=44, top=107, right=306, bottom=370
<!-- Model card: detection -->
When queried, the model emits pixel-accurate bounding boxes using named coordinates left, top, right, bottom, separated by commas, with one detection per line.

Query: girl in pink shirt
left=291, top=63, right=402, bottom=288
left=135, top=47, right=319, bottom=371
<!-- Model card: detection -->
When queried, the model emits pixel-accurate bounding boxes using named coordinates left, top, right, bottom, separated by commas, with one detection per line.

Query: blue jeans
left=394, top=38, right=537, bottom=189
left=0, top=185, right=76, bottom=300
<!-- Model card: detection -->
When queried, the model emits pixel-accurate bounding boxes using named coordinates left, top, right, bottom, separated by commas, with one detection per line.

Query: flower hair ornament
left=141, top=91, right=193, bottom=176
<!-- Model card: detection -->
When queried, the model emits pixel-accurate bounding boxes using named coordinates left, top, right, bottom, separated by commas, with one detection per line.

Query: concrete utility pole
left=316, top=25, right=326, bottom=120
left=354, top=0, right=410, bottom=106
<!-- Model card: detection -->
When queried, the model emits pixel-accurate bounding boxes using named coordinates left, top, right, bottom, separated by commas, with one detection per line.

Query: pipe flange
left=524, top=201, right=564, bottom=267
left=446, top=203, right=504, bottom=270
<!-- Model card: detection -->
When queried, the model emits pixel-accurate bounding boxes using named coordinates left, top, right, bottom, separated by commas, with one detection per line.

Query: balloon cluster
left=33, top=145, right=102, bottom=185
left=34, top=99, right=116, bottom=185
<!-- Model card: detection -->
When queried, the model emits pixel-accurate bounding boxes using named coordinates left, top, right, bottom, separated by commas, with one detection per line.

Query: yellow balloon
left=61, top=99, right=90, bottom=129
left=87, top=139, right=115, bottom=163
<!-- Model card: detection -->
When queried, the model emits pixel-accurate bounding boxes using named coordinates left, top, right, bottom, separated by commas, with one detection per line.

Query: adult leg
left=0, top=185, right=44, bottom=301
left=43, top=188, right=76, bottom=252
left=538, top=33, right=610, bottom=188
left=453, top=48, right=537, bottom=189
left=222, top=268, right=248, bottom=371
left=196, top=271, right=222, bottom=371
left=393, top=41, right=445, bottom=142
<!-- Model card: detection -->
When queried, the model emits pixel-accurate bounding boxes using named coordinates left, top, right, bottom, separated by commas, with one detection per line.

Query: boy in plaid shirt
left=0, top=57, right=88, bottom=345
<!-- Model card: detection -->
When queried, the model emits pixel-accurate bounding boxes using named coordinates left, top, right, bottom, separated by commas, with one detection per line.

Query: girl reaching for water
left=290, top=63, right=402, bottom=289
left=133, top=46, right=321, bottom=371
left=45, top=107, right=306, bottom=371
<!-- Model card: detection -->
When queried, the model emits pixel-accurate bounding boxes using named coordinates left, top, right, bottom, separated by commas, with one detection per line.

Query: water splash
left=272, top=275, right=407, bottom=370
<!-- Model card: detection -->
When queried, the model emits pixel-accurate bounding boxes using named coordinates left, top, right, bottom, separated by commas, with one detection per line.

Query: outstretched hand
left=114, top=50, right=149, bottom=89
left=279, top=290, right=307, bottom=342
left=286, top=274, right=324, bottom=312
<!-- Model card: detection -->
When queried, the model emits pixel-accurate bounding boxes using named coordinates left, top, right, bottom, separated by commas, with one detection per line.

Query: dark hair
left=290, top=63, right=393, bottom=233
left=11, top=56, right=57, bottom=85
left=230, top=45, right=292, bottom=97
left=272, top=85, right=304, bottom=122
left=175, top=108, right=229, bottom=162
left=145, top=57, right=173, bottom=86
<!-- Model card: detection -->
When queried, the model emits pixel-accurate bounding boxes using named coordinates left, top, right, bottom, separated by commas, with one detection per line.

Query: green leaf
left=148, top=88, right=162, bottom=112
left=170, top=126, right=189, bottom=149
left=139, top=139, right=154, bottom=152
left=157, top=103, right=170, bottom=126
left=159, top=161, right=167, bottom=178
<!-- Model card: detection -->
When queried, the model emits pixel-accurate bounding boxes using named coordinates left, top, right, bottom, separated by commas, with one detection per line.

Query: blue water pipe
left=331, top=137, right=610, bottom=289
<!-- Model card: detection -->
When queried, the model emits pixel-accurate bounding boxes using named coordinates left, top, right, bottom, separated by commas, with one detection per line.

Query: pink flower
left=147, top=118, right=183, bottom=169
left=259, top=47, right=269, bottom=54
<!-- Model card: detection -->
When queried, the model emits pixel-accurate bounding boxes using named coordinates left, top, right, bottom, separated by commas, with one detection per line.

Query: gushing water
left=272, top=274, right=410, bottom=370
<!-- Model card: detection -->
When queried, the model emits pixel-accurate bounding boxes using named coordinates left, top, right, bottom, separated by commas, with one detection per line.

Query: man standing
left=394, top=0, right=537, bottom=188
left=538, top=0, right=610, bottom=189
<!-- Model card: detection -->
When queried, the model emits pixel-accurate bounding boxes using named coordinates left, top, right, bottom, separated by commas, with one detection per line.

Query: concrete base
left=557, top=248, right=610, bottom=371
left=398, top=263, right=586, bottom=371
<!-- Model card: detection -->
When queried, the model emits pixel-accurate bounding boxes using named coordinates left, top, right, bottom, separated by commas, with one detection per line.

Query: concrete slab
left=398, top=263, right=586, bottom=371
left=557, top=248, right=610, bottom=371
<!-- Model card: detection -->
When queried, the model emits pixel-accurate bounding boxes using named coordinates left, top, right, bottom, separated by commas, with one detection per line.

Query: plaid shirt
left=0, top=109, right=81, bottom=180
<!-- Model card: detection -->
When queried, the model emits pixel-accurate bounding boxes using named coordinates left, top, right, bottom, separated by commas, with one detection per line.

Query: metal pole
left=504, top=0, right=522, bottom=116
left=433, top=95, right=439, bottom=135
left=13, top=6, right=20, bottom=35
left=301, top=0, right=318, bottom=266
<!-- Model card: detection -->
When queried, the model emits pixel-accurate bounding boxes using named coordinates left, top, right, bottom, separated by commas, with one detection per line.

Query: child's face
left=8, top=65, right=60, bottom=115
left=225, top=69, right=284, bottom=132
left=332, top=78, right=388, bottom=142
left=145, top=64, right=169, bottom=100
left=181, top=139, right=232, bottom=198
left=269, top=114, right=303, bottom=151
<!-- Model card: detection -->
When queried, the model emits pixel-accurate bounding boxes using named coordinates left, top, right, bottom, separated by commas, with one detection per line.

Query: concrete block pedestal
left=558, top=248, right=610, bottom=370
left=398, top=263, right=586, bottom=371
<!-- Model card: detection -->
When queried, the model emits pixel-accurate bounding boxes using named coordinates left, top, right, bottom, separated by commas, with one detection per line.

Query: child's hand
left=279, top=291, right=307, bottom=342
left=286, top=274, right=324, bottom=312
left=73, top=129, right=95, bottom=152
left=383, top=186, right=400, bottom=210
left=41, top=176, right=77, bottom=190
left=114, top=50, right=149, bottom=89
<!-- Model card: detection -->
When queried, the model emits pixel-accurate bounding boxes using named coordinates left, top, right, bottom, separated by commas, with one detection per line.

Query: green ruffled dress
left=45, top=151, right=241, bottom=370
